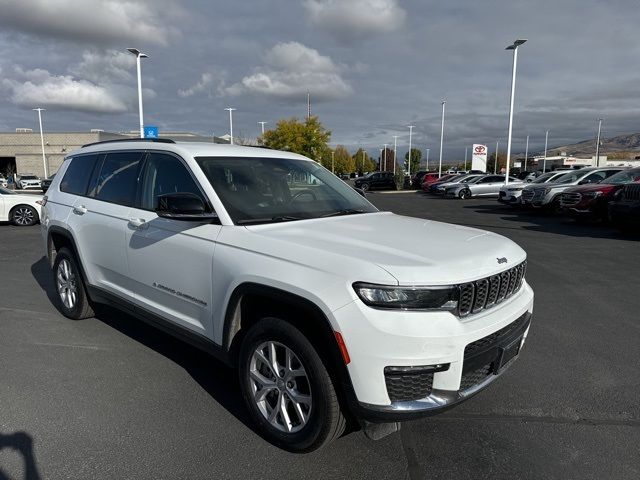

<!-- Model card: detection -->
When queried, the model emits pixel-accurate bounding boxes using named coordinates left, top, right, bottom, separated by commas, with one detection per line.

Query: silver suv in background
left=520, top=167, right=625, bottom=212
left=499, top=171, right=568, bottom=206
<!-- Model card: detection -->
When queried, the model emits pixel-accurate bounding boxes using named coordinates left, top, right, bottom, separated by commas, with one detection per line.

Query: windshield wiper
left=236, top=215, right=302, bottom=225
left=320, top=209, right=366, bottom=218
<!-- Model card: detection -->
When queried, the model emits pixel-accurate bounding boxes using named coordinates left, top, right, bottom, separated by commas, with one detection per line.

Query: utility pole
left=407, top=126, right=414, bottom=176
left=543, top=130, right=549, bottom=172
left=426, top=148, right=430, bottom=171
left=383, top=144, right=388, bottom=172
left=464, top=147, right=468, bottom=171
left=393, top=135, right=398, bottom=174
left=225, top=107, right=236, bottom=144
left=524, top=135, right=529, bottom=172
left=361, top=149, right=365, bottom=174
left=595, top=118, right=603, bottom=167
left=33, top=108, right=48, bottom=178
left=495, top=140, right=499, bottom=174
left=259, top=121, right=266, bottom=135
left=439, top=101, right=446, bottom=177
left=331, top=150, right=335, bottom=173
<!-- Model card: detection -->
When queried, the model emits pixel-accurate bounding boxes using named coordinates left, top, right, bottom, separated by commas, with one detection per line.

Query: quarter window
left=90, top=152, right=143, bottom=206
left=59, top=154, right=99, bottom=195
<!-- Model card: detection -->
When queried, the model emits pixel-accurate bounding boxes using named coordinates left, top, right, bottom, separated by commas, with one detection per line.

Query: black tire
left=238, top=317, right=346, bottom=452
left=52, top=247, right=95, bottom=320
left=549, top=197, right=563, bottom=215
left=458, top=189, right=471, bottom=199
left=361, top=183, right=370, bottom=192
left=10, top=205, right=39, bottom=226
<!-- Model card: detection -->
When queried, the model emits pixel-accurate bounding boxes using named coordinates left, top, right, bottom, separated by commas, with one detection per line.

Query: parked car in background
left=0, top=175, right=8, bottom=188
left=421, top=173, right=458, bottom=191
left=17, top=174, right=42, bottom=190
left=608, top=183, right=640, bottom=231
left=446, top=175, right=520, bottom=199
left=520, top=167, right=625, bottom=213
left=353, top=171, right=396, bottom=191
left=499, top=171, right=568, bottom=206
left=410, top=170, right=430, bottom=188
left=561, top=168, right=640, bottom=221
left=430, top=174, right=485, bottom=195
left=0, top=186, right=42, bottom=226
left=41, top=173, right=56, bottom=193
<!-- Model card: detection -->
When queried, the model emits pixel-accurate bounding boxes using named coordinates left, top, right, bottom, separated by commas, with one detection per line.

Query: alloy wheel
left=56, top=259, right=78, bottom=309
left=14, top=207, right=34, bottom=225
left=249, top=341, right=312, bottom=433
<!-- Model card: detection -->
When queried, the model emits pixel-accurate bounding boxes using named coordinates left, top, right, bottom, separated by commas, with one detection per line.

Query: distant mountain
left=531, top=132, right=640, bottom=158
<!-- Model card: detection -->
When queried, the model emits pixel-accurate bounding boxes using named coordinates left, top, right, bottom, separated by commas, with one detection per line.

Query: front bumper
left=334, top=281, right=534, bottom=421
left=498, top=191, right=523, bottom=204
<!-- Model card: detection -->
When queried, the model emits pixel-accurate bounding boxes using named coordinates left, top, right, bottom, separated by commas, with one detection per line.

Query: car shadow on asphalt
left=462, top=203, right=640, bottom=240
left=0, top=431, right=42, bottom=480
left=29, top=257, right=254, bottom=435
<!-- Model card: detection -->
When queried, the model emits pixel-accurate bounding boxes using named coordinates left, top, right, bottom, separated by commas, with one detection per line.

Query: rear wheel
left=52, top=247, right=94, bottom=320
left=238, top=317, right=346, bottom=452
left=10, top=205, right=38, bottom=226
left=459, top=189, right=471, bottom=199
left=361, top=183, right=370, bottom=192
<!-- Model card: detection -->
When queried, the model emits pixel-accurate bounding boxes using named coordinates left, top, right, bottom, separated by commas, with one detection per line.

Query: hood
left=245, top=212, right=525, bottom=285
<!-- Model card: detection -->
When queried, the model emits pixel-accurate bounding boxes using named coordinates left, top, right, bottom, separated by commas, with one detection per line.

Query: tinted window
left=90, top=151, right=143, bottom=206
left=139, top=153, right=207, bottom=211
left=60, top=154, right=99, bottom=195
left=583, top=171, right=607, bottom=183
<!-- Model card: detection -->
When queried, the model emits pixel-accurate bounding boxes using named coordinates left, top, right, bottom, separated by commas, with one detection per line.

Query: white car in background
left=0, top=175, right=8, bottom=188
left=0, top=186, right=43, bottom=226
left=18, top=174, right=42, bottom=190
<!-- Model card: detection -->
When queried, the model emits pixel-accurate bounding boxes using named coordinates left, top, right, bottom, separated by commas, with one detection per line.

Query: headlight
left=353, top=283, right=459, bottom=311
left=582, top=191, right=603, bottom=198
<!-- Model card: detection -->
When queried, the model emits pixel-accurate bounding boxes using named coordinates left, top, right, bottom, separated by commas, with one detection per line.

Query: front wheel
left=11, top=205, right=38, bottom=226
left=52, top=247, right=95, bottom=320
left=361, top=183, right=369, bottom=192
left=238, top=318, right=346, bottom=452
left=458, top=189, right=471, bottom=199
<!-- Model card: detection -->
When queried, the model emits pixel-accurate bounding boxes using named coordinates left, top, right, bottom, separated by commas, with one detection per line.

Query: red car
left=421, top=173, right=457, bottom=192
left=560, top=167, right=640, bottom=221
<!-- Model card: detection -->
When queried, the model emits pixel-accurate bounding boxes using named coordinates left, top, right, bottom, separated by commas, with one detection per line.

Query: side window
left=603, top=170, right=620, bottom=179
left=584, top=172, right=606, bottom=183
left=90, top=151, right=144, bottom=206
left=139, top=152, right=208, bottom=211
left=59, top=154, right=99, bottom=195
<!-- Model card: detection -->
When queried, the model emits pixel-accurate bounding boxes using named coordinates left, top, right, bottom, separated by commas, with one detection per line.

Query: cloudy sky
left=0, top=0, right=638, bottom=159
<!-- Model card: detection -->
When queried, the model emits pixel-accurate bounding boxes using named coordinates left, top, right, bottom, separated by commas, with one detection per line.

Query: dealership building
left=0, top=129, right=225, bottom=178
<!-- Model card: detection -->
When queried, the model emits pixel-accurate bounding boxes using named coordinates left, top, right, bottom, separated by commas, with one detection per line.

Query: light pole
left=259, top=121, right=266, bottom=135
left=393, top=135, right=398, bottom=174
left=361, top=149, right=365, bottom=174
left=383, top=143, right=388, bottom=172
left=225, top=107, right=236, bottom=144
left=331, top=150, right=335, bottom=173
left=439, top=101, right=446, bottom=177
left=494, top=140, right=499, bottom=174
left=524, top=135, right=529, bottom=172
left=127, top=48, right=147, bottom=139
left=33, top=108, right=48, bottom=178
left=464, top=147, right=468, bottom=171
left=504, top=39, right=527, bottom=185
left=543, top=130, right=549, bottom=172
left=407, top=126, right=414, bottom=176
left=595, top=118, right=603, bottom=167
left=426, top=148, right=430, bottom=171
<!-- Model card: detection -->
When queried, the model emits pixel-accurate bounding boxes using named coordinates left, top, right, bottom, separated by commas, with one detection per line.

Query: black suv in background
left=609, top=183, right=640, bottom=231
left=354, top=171, right=396, bottom=191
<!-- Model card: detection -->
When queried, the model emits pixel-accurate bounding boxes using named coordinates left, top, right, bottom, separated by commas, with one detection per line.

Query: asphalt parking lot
left=1, top=194, right=639, bottom=480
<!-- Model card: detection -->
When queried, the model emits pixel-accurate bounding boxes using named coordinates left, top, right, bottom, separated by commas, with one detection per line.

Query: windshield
left=533, top=172, right=559, bottom=183
left=0, top=187, right=16, bottom=195
left=196, top=156, right=378, bottom=224
left=604, top=169, right=640, bottom=185
left=21, top=176, right=37, bottom=180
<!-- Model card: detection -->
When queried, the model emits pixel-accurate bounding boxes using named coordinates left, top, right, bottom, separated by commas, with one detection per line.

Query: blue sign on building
left=144, top=126, right=159, bottom=138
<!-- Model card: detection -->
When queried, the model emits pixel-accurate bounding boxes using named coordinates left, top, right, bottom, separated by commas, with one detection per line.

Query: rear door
left=125, top=151, right=221, bottom=338
left=68, top=151, right=144, bottom=299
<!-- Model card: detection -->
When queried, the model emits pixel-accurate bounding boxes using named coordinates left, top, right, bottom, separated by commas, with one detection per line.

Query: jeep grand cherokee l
left=40, top=139, right=534, bottom=452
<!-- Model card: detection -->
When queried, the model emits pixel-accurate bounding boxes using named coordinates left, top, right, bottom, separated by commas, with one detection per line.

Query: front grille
left=622, top=184, right=640, bottom=201
left=385, top=371, right=434, bottom=402
left=459, top=363, right=492, bottom=391
left=464, top=313, right=530, bottom=360
left=561, top=192, right=581, bottom=206
left=521, top=189, right=534, bottom=202
left=457, top=261, right=527, bottom=318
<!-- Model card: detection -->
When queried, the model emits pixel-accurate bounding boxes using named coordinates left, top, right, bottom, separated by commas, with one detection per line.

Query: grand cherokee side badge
left=497, top=257, right=508, bottom=264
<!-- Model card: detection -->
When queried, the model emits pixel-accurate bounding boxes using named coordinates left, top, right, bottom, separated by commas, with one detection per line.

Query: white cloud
left=1, top=50, right=155, bottom=114
left=178, top=72, right=228, bottom=98
left=304, top=0, right=406, bottom=43
left=0, top=0, right=182, bottom=45
left=225, top=42, right=352, bottom=102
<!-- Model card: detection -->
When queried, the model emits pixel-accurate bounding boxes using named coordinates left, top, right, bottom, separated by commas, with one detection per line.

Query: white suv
left=41, top=139, right=534, bottom=451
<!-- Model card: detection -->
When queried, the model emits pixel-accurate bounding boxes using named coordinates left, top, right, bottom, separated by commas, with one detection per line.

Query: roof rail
left=82, top=138, right=176, bottom=148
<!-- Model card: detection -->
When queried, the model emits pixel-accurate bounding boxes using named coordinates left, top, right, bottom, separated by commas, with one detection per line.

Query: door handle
left=72, top=205, right=87, bottom=215
left=128, top=218, right=148, bottom=230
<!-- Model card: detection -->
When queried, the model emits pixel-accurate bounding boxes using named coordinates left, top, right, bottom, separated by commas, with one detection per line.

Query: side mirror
left=155, top=193, right=218, bottom=222
left=354, top=187, right=366, bottom=198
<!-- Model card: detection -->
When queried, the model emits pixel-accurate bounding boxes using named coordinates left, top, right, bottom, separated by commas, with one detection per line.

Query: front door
left=126, top=151, right=221, bottom=338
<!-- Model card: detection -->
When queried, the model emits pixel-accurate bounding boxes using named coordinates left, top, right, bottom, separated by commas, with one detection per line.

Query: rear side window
left=59, top=154, right=99, bottom=195
left=90, top=151, right=144, bottom=206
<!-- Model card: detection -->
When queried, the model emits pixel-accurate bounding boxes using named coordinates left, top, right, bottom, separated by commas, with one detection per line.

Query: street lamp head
left=506, top=38, right=527, bottom=50
left=127, top=48, right=147, bottom=58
